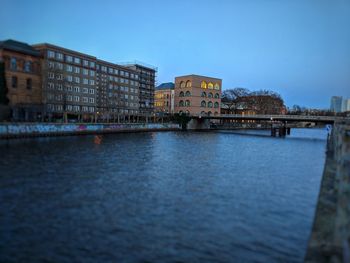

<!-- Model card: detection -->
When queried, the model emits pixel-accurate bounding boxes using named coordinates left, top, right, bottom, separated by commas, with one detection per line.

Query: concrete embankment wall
left=0, top=123, right=180, bottom=139
left=305, top=122, right=350, bottom=263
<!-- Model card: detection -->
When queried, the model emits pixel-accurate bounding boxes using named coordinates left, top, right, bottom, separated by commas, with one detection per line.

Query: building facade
left=155, top=82, right=174, bottom=114
left=174, top=75, right=222, bottom=116
left=33, top=43, right=98, bottom=120
left=125, top=64, right=156, bottom=114
left=95, top=60, right=140, bottom=119
left=0, top=40, right=42, bottom=121
left=330, top=96, right=343, bottom=113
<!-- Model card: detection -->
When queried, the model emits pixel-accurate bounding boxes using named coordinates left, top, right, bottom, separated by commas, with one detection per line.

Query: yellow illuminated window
left=214, top=83, right=220, bottom=90
left=208, top=82, right=213, bottom=89
left=201, top=81, right=207, bottom=89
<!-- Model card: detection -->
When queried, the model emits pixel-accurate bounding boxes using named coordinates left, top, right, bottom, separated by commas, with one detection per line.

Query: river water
left=0, top=129, right=327, bottom=263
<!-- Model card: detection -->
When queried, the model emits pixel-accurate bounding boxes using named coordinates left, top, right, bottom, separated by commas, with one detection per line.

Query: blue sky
left=1, top=0, right=349, bottom=108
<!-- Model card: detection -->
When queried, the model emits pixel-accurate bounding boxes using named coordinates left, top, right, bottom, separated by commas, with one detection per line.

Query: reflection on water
left=0, top=129, right=327, bottom=262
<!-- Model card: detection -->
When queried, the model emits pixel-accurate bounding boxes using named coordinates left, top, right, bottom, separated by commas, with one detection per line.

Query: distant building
left=155, top=82, right=174, bottom=114
left=0, top=40, right=42, bottom=121
left=342, top=98, right=350, bottom=112
left=330, top=96, right=343, bottom=112
left=174, top=74, right=222, bottom=116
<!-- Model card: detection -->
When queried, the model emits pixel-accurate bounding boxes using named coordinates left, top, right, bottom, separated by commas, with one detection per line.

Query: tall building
left=33, top=43, right=98, bottom=120
left=342, top=98, right=350, bottom=112
left=330, top=96, right=343, bottom=113
left=0, top=40, right=42, bottom=121
left=0, top=39, right=157, bottom=121
left=155, top=82, right=174, bottom=114
left=95, top=60, right=140, bottom=118
left=174, top=74, right=222, bottom=116
left=125, top=64, right=156, bottom=114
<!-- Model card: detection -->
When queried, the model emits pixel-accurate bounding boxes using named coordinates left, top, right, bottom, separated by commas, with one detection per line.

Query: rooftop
left=0, top=39, right=41, bottom=57
left=156, top=82, right=175, bottom=90
left=175, top=74, right=222, bottom=81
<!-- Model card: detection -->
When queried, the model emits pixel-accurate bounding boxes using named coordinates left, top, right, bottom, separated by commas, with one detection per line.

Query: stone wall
left=305, top=122, right=350, bottom=263
left=0, top=122, right=180, bottom=139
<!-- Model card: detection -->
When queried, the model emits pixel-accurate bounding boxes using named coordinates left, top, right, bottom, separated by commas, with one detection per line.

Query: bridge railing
left=191, top=114, right=346, bottom=121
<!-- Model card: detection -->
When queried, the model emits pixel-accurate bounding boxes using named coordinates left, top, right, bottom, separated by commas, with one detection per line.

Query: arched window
left=208, top=101, right=213, bottom=108
left=201, top=81, right=207, bottom=89
left=208, top=111, right=212, bottom=116
left=185, top=91, right=191, bottom=97
left=179, top=110, right=183, bottom=114
left=208, top=82, right=214, bottom=89
left=214, top=83, right=220, bottom=90
left=179, top=100, right=184, bottom=107
left=208, top=92, right=213, bottom=98
left=201, top=100, right=206, bottom=107
left=186, top=80, right=191, bottom=88
left=214, top=102, right=219, bottom=108
left=185, top=100, right=191, bottom=106
left=201, top=91, right=207, bottom=97
left=185, top=110, right=190, bottom=115
left=214, top=93, right=220, bottom=99
left=179, top=91, right=184, bottom=97
left=201, top=111, right=206, bottom=116
left=214, top=111, right=219, bottom=116
left=180, top=81, right=185, bottom=88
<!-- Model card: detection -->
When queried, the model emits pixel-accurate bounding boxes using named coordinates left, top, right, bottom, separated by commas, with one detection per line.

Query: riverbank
left=0, top=123, right=180, bottom=139
left=305, top=122, right=350, bottom=263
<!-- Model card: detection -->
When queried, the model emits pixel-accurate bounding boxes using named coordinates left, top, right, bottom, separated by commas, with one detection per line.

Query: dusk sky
left=1, top=0, right=349, bottom=109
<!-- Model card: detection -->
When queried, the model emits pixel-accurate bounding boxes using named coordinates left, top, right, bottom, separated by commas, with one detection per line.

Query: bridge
left=192, top=114, right=346, bottom=124
left=187, top=114, right=349, bottom=135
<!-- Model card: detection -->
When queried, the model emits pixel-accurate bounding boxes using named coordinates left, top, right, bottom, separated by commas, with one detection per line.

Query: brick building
left=0, top=40, right=42, bottom=121
left=174, top=75, right=222, bottom=116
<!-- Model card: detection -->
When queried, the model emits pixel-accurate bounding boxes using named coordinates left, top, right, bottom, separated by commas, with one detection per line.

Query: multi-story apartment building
left=330, top=96, right=343, bottom=113
left=0, top=40, right=42, bottom=121
left=155, top=82, right=174, bottom=114
left=33, top=43, right=98, bottom=119
left=0, top=39, right=157, bottom=121
left=125, top=64, right=156, bottom=114
left=96, top=60, right=140, bottom=117
left=174, top=74, right=222, bottom=116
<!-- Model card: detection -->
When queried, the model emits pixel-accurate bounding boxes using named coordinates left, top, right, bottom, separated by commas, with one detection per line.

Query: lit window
left=208, top=82, right=214, bottom=89
left=201, top=81, right=207, bottom=89
left=186, top=80, right=191, bottom=87
left=214, top=83, right=220, bottom=90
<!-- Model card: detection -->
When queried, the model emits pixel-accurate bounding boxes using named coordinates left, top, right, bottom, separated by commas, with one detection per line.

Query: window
left=66, top=55, right=73, bottom=63
left=82, top=88, right=88, bottom=93
left=74, top=77, right=80, bottom=83
left=74, top=57, right=81, bottom=64
left=48, top=82, right=54, bottom=89
left=82, top=97, right=88, bottom=103
left=89, top=98, right=95, bottom=103
left=83, top=69, right=88, bottom=75
left=89, top=107, right=94, bottom=112
left=66, top=65, right=73, bottom=72
left=56, top=84, right=63, bottom=91
left=49, top=72, right=54, bottom=79
left=90, top=70, right=95, bottom=77
left=67, top=105, right=73, bottom=111
left=11, top=76, right=17, bottom=88
left=66, top=85, right=73, bottom=91
left=208, top=101, right=213, bottom=108
left=101, top=66, right=107, bottom=72
left=48, top=62, right=54, bottom=69
left=201, top=81, right=207, bottom=89
left=56, top=74, right=63, bottom=80
left=83, top=60, right=89, bottom=67
left=90, top=61, right=95, bottom=68
left=56, top=63, right=63, bottom=70
left=10, top=58, right=17, bottom=70
left=74, top=86, right=80, bottom=92
left=185, top=100, right=191, bottom=106
left=125, top=72, right=129, bottom=77
left=56, top=105, right=63, bottom=111
left=179, top=100, right=184, bottom=107
left=67, top=75, right=73, bottom=82
left=82, top=106, right=88, bottom=112
left=201, top=100, right=206, bottom=107
left=74, top=67, right=80, bottom=74
left=89, top=89, right=95, bottom=94
left=214, top=102, right=219, bottom=108
left=180, top=81, right=185, bottom=88
left=56, top=53, right=63, bottom=60
left=67, top=95, right=73, bottom=101
left=208, top=82, right=214, bottom=89
left=186, top=80, right=191, bottom=87
left=179, top=91, right=184, bottom=97
left=24, top=61, right=32, bottom=72
left=201, top=91, right=207, bottom=97
left=83, top=78, right=88, bottom=84
left=48, top=50, right=55, bottom=58
left=208, top=92, right=213, bottom=98
left=108, top=68, right=113, bottom=74
left=185, top=91, right=191, bottom=97
left=214, top=93, right=220, bottom=99
left=120, top=70, right=124, bottom=76
left=214, top=83, right=220, bottom=90
left=74, top=96, right=80, bottom=102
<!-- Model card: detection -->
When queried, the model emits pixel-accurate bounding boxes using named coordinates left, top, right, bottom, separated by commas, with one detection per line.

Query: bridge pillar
left=187, top=118, right=210, bottom=130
